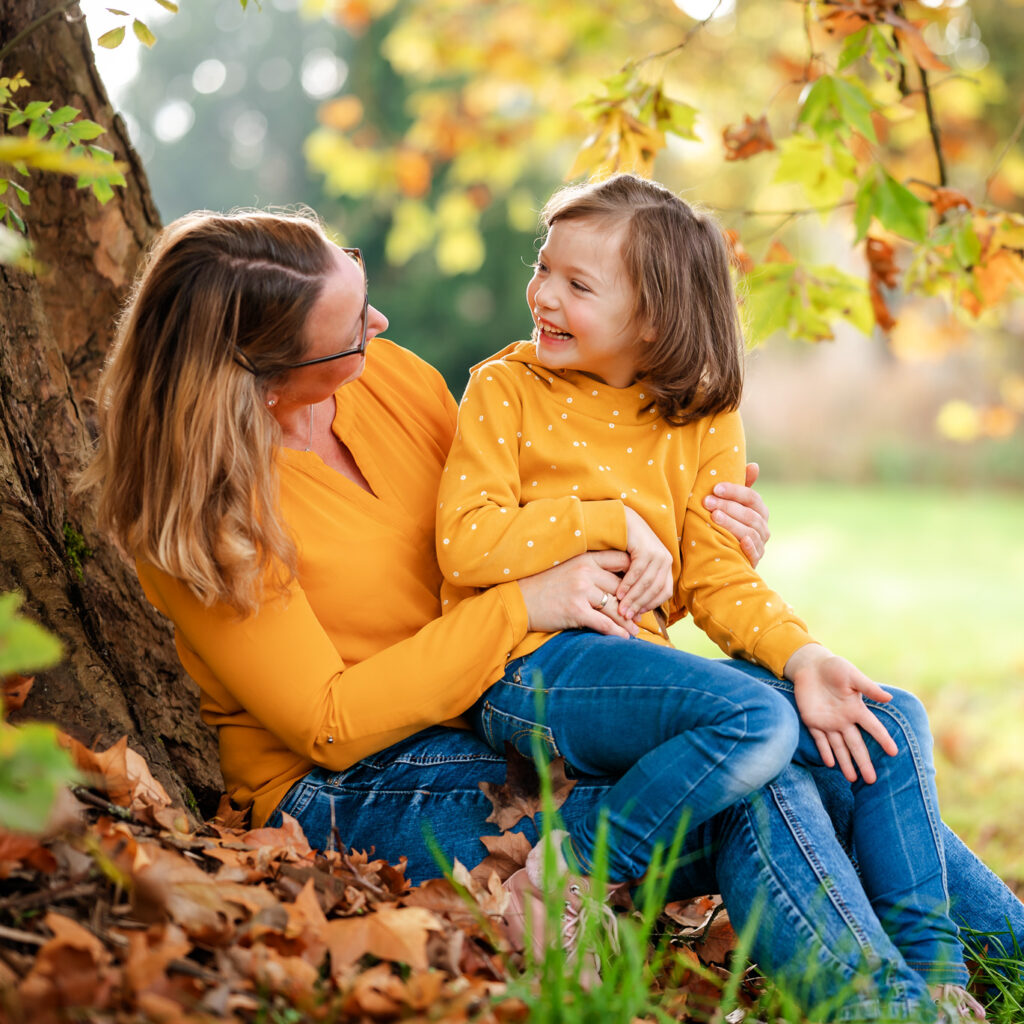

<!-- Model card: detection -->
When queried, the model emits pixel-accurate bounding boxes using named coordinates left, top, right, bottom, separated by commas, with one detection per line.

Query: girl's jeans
left=269, top=644, right=1024, bottom=1019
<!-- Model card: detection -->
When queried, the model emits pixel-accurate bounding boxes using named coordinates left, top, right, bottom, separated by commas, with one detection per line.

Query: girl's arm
left=436, top=364, right=628, bottom=587
left=677, top=411, right=813, bottom=675
left=679, top=415, right=896, bottom=780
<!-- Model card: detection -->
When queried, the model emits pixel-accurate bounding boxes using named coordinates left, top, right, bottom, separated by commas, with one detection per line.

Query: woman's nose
left=368, top=303, right=389, bottom=334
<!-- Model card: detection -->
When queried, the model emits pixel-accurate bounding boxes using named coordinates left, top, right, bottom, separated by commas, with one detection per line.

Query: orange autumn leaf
left=326, top=904, right=443, bottom=974
left=318, top=94, right=364, bottom=132
left=723, top=229, right=754, bottom=275
left=61, top=734, right=172, bottom=812
left=394, top=148, right=432, bottom=198
left=722, top=114, right=775, bottom=162
left=0, top=828, right=58, bottom=876
left=962, top=248, right=1024, bottom=315
left=931, top=187, right=973, bottom=218
left=18, top=912, right=118, bottom=1018
left=470, top=829, right=532, bottom=883
left=866, top=236, right=899, bottom=287
left=891, top=20, right=949, bottom=72
left=764, top=240, right=794, bottom=264
left=2, top=673, right=33, bottom=713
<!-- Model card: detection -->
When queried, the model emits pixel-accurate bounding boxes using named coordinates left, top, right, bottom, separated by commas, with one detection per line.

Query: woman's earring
left=266, top=397, right=278, bottom=408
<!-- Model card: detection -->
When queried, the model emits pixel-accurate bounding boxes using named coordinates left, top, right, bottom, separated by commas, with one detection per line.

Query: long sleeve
left=676, top=410, right=815, bottom=676
left=436, top=363, right=628, bottom=586
left=138, top=563, right=528, bottom=771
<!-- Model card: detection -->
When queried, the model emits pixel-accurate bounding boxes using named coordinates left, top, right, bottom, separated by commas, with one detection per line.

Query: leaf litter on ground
left=0, top=713, right=791, bottom=1022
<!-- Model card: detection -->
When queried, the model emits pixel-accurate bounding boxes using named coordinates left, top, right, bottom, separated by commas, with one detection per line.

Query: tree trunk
left=0, top=0, right=222, bottom=815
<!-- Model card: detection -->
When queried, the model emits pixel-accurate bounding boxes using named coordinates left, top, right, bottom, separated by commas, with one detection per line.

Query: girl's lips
left=535, top=317, right=572, bottom=340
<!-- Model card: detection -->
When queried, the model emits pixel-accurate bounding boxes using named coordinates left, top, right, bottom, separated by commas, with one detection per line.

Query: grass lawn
left=670, top=482, right=1024, bottom=888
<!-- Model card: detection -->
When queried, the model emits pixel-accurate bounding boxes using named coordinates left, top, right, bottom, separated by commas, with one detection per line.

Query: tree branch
left=629, top=0, right=724, bottom=70
left=986, top=109, right=1024, bottom=196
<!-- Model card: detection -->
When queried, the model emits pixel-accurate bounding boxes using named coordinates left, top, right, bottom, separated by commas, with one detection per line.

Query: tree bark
left=0, top=0, right=222, bottom=815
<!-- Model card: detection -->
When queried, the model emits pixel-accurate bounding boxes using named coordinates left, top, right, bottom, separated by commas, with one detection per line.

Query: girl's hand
left=517, top=550, right=639, bottom=639
left=616, top=507, right=674, bottom=621
left=785, top=643, right=898, bottom=784
left=703, top=462, right=770, bottom=567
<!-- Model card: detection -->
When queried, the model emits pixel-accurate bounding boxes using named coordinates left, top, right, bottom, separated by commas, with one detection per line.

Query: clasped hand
left=785, top=643, right=898, bottom=784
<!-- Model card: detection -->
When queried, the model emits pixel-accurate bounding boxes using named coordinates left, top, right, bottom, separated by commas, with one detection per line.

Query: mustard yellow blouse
left=138, top=340, right=529, bottom=826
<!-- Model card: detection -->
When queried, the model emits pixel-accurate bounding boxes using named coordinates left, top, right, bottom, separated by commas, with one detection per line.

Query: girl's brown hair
left=80, top=209, right=335, bottom=615
left=541, top=173, right=744, bottom=424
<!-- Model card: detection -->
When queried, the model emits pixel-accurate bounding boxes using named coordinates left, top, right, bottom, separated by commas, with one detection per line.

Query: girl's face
left=526, top=217, right=649, bottom=388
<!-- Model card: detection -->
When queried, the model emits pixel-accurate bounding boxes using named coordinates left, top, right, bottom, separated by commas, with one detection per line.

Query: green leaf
left=133, top=19, right=157, bottom=47
left=7, top=109, right=28, bottom=128
left=953, top=219, right=981, bottom=268
left=97, top=25, right=126, bottom=48
left=838, top=26, right=870, bottom=70
left=746, top=263, right=799, bottom=341
left=774, top=135, right=856, bottom=208
left=0, top=722, right=79, bottom=834
left=106, top=6, right=130, bottom=13
left=153, top=0, right=180, bottom=11
left=0, top=201, right=7, bottom=219
left=0, top=179, right=7, bottom=196
left=22, top=100, right=52, bottom=120
left=799, top=75, right=876, bottom=143
left=26, top=118, right=50, bottom=141
left=853, top=173, right=877, bottom=241
left=0, top=593, right=62, bottom=675
left=873, top=168, right=930, bottom=242
left=68, top=119, right=105, bottom=142
left=13, top=183, right=29, bottom=205
left=47, top=105, right=79, bottom=126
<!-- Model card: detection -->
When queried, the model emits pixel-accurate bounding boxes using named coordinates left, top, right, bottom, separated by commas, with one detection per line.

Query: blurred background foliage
left=70, top=0, right=1024, bottom=880
left=81, top=0, right=1024, bottom=488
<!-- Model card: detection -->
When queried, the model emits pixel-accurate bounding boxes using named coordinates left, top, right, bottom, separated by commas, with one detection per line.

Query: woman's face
left=282, top=246, right=388, bottom=405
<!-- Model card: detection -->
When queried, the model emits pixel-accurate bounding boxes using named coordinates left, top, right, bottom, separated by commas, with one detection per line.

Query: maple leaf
left=470, top=830, right=533, bottom=883
left=722, top=115, right=775, bottom=162
left=479, top=745, right=576, bottom=831
left=326, top=905, right=443, bottom=974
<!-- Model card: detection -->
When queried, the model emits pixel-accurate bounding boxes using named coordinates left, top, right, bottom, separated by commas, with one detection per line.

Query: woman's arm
left=138, top=561, right=533, bottom=773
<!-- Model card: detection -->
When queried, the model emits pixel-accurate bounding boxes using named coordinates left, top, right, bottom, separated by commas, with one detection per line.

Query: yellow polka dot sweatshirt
left=436, top=341, right=815, bottom=675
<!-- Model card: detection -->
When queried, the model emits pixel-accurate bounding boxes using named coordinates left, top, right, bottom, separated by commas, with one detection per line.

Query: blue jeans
left=723, top=660, right=965, bottom=987
left=468, top=630, right=800, bottom=881
left=269, top=725, right=1024, bottom=1020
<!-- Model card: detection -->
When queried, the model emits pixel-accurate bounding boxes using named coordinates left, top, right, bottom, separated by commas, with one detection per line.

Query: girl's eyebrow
left=537, top=247, right=604, bottom=286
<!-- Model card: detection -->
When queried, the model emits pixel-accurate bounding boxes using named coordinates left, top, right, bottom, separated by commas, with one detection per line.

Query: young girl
left=436, top=174, right=982, bottom=1017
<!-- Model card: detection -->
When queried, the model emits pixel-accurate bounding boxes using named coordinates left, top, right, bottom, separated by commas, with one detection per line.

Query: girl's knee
left=746, top=688, right=800, bottom=772
left=878, top=685, right=931, bottom=744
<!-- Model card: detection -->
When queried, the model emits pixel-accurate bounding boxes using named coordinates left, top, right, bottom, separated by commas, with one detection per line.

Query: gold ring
left=597, top=591, right=610, bottom=610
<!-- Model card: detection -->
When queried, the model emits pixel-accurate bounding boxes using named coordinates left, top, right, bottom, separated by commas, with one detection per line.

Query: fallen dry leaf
left=325, top=904, right=443, bottom=974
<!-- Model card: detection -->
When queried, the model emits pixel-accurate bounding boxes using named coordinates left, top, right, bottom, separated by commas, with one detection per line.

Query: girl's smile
left=526, top=217, right=652, bottom=389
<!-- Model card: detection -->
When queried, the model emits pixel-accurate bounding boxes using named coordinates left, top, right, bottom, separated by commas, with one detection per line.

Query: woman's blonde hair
left=80, top=208, right=335, bottom=615
left=541, top=173, right=744, bottom=425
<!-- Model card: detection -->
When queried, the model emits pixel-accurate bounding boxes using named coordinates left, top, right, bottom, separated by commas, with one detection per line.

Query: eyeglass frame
left=233, top=246, right=368, bottom=375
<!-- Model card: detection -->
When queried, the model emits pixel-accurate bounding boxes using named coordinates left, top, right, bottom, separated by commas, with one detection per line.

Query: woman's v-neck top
left=137, top=339, right=529, bottom=825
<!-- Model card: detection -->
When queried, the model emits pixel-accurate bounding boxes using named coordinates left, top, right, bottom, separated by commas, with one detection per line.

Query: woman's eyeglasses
left=234, top=247, right=368, bottom=375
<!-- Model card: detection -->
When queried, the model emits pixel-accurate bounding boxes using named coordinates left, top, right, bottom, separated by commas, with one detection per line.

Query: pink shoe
left=501, top=830, right=620, bottom=986
left=931, top=984, right=986, bottom=1023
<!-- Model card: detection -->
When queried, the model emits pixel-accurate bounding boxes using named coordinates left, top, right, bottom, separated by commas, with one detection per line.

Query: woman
left=83, top=209, right=1021, bottom=1021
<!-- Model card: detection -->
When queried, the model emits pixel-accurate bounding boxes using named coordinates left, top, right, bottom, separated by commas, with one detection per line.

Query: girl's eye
left=532, top=261, right=548, bottom=273
left=571, top=280, right=590, bottom=293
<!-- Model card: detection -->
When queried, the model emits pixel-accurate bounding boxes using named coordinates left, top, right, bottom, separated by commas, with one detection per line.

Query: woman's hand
left=785, top=643, right=898, bottom=784
left=703, top=462, right=770, bottom=567
left=517, top=550, right=639, bottom=639
left=616, top=507, right=675, bottom=621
